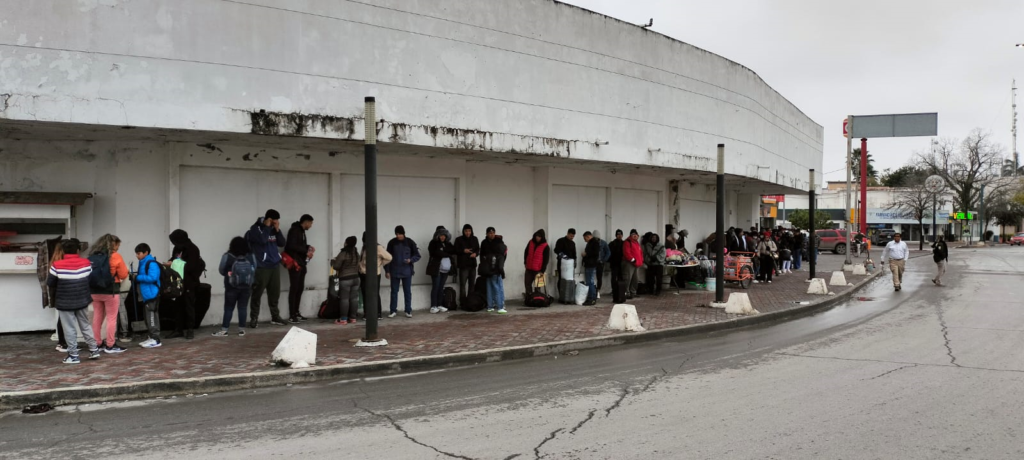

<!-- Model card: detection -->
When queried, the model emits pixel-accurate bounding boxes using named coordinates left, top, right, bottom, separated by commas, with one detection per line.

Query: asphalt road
left=3, top=248, right=1024, bottom=459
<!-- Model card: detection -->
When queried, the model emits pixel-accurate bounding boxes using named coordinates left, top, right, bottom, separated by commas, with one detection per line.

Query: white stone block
left=843, top=264, right=855, bottom=272
left=829, top=271, right=848, bottom=286
left=724, top=293, right=759, bottom=316
left=271, top=327, right=317, bottom=366
left=607, top=304, right=645, bottom=332
left=852, top=264, right=867, bottom=275
left=807, top=278, right=828, bottom=295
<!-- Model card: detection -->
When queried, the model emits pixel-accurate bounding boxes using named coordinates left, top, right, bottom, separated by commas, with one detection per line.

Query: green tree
left=880, top=165, right=928, bottom=188
left=788, top=209, right=833, bottom=231
left=851, top=149, right=879, bottom=185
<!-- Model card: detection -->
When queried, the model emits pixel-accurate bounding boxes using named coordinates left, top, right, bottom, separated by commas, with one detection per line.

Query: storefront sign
left=0, top=252, right=37, bottom=274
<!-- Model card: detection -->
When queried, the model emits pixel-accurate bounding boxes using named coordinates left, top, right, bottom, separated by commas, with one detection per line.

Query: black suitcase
left=614, top=279, right=627, bottom=303
left=558, top=279, right=575, bottom=304
left=193, top=283, right=212, bottom=329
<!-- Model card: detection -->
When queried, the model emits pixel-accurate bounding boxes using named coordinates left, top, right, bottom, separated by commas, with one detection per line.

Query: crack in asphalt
left=568, top=409, right=597, bottom=435
left=533, top=428, right=563, bottom=459
left=75, top=408, right=98, bottom=434
left=935, top=306, right=961, bottom=367
left=354, top=400, right=475, bottom=460
left=502, top=455, right=521, bottom=460
left=603, top=386, right=630, bottom=417
left=864, top=364, right=919, bottom=381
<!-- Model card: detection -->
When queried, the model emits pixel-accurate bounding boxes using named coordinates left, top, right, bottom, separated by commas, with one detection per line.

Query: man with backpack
left=478, top=227, right=507, bottom=314
left=216, top=237, right=256, bottom=336
left=247, top=209, right=287, bottom=328
left=134, top=243, right=163, bottom=349
left=167, top=229, right=206, bottom=340
left=284, top=214, right=315, bottom=324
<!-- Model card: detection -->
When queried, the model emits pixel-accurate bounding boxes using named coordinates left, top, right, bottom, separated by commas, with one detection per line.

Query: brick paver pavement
left=2, top=254, right=913, bottom=394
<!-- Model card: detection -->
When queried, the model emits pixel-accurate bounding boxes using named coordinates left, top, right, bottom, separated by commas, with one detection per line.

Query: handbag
left=281, top=252, right=300, bottom=272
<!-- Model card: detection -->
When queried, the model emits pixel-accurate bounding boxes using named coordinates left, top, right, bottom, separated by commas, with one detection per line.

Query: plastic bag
left=574, top=281, right=588, bottom=305
left=560, top=258, right=575, bottom=280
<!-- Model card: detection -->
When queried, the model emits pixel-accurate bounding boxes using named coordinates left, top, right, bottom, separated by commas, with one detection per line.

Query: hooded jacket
left=169, top=229, right=206, bottom=286
left=609, top=237, right=624, bottom=266
left=285, top=221, right=311, bottom=269
left=554, top=234, right=577, bottom=270
left=136, top=253, right=162, bottom=303
left=426, top=226, right=456, bottom=277
left=46, top=254, right=93, bottom=311
left=247, top=218, right=286, bottom=269
left=644, top=236, right=666, bottom=266
left=582, top=237, right=602, bottom=268
left=453, top=224, right=480, bottom=269
left=385, top=235, right=421, bottom=278
left=524, top=230, right=550, bottom=272
left=623, top=235, right=644, bottom=267
left=479, top=235, right=507, bottom=278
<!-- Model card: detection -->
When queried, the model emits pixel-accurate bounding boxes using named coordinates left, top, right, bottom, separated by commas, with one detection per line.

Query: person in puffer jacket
left=523, top=229, right=550, bottom=298
left=622, top=229, right=644, bottom=299
left=385, top=225, right=421, bottom=317
left=426, top=226, right=456, bottom=314
left=47, top=239, right=101, bottom=364
left=135, top=243, right=163, bottom=348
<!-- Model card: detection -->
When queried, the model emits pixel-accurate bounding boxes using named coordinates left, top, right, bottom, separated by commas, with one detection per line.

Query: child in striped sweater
left=46, top=239, right=101, bottom=364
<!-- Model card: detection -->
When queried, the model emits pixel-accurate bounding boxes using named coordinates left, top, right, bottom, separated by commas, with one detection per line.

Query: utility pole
left=357, top=96, right=385, bottom=347
left=715, top=144, right=725, bottom=303
left=845, top=115, right=854, bottom=266
left=1013, top=79, right=1018, bottom=176
left=809, top=169, right=816, bottom=280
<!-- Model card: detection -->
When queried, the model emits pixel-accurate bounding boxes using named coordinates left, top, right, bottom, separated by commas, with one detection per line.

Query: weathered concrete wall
left=0, top=0, right=822, bottom=190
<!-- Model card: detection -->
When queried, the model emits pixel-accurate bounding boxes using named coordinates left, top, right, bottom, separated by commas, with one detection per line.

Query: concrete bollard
left=723, top=293, right=759, bottom=316
left=607, top=304, right=645, bottom=332
left=271, top=327, right=317, bottom=366
left=852, top=264, right=867, bottom=275
left=807, top=278, right=828, bottom=295
left=843, top=264, right=855, bottom=272
left=829, top=271, right=848, bottom=286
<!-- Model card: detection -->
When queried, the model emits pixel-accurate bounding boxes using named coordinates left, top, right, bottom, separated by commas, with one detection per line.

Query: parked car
left=1011, top=233, right=1024, bottom=246
left=872, top=229, right=896, bottom=246
left=815, top=229, right=849, bottom=254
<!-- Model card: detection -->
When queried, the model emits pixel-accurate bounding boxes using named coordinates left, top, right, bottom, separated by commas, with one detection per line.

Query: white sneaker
left=429, top=307, right=440, bottom=314
left=486, top=308, right=495, bottom=313
left=388, top=312, right=397, bottom=318
left=138, top=339, right=153, bottom=348
left=405, top=312, right=412, bottom=318
left=437, top=306, right=448, bottom=313
left=597, top=292, right=601, bottom=299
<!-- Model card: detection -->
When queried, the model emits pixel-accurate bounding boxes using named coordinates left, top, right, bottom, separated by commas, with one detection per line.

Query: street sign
left=952, top=212, right=974, bottom=220
left=849, top=113, right=938, bottom=138
left=843, top=118, right=849, bottom=138
left=924, top=175, right=944, bottom=194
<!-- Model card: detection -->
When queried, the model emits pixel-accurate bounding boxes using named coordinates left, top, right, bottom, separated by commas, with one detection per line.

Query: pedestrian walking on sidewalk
left=284, top=214, right=315, bottom=324
left=215, top=237, right=255, bottom=337
left=931, top=234, right=948, bottom=286
left=48, top=239, right=102, bottom=364
left=385, top=225, right=421, bottom=318
left=247, top=210, right=287, bottom=328
left=881, top=232, right=910, bottom=291
left=427, top=226, right=456, bottom=314
left=87, top=234, right=129, bottom=353
left=332, top=236, right=361, bottom=324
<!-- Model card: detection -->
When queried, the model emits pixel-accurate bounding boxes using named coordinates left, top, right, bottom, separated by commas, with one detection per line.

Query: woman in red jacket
left=523, top=230, right=549, bottom=297
left=622, top=229, right=644, bottom=299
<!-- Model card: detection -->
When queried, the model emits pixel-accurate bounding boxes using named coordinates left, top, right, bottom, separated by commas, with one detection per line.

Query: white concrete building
left=0, top=0, right=823, bottom=333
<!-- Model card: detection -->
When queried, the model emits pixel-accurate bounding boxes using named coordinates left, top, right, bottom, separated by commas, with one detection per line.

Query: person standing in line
left=87, top=234, right=129, bottom=353
left=593, top=230, right=611, bottom=296
left=426, top=226, right=456, bottom=314
left=479, top=227, right=508, bottom=313
left=523, top=230, right=550, bottom=297
left=48, top=239, right=102, bottom=363
left=50, top=242, right=70, bottom=353
left=385, top=225, right=421, bottom=318
left=622, top=229, right=644, bottom=299
left=581, top=231, right=601, bottom=305
left=332, top=236, right=361, bottom=324
left=285, top=214, right=315, bottom=324
left=881, top=232, right=910, bottom=291
left=608, top=230, right=625, bottom=299
left=931, top=234, right=948, bottom=286
left=643, top=233, right=666, bottom=296
left=167, top=229, right=205, bottom=340
left=214, top=237, right=255, bottom=337
left=791, top=230, right=804, bottom=271
left=554, top=228, right=577, bottom=281
left=756, top=232, right=778, bottom=284
left=360, top=232, right=392, bottom=321
left=134, top=244, right=163, bottom=348
left=247, top=209, right=287, bottom=328
left=453, top=224, right=480, bottom=308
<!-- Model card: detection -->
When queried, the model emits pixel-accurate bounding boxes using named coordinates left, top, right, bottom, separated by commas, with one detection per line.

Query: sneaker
left=288, top=317, right=300, bottom=324
left=270, top=318, right=287, bottom=326
left=348, top=319, right=357, bottom=324
left=429, top=307, right=440, bottom=314
left=212, top=330, right=229, bottom=337
left=296, top=315, right=308, bottom=322
left=185, top=329, right=194, bottom=340
left=104, top=344, right=127, bottom=353
left=597, top=292, right=601, bottom=299
left=486, top=308, right=495, bottom=313
left=139, top=339, right=163, bottom=349
left=55, top=345, right=68, bottom=353
left=388, top=312, right=397, bottom=318
left=63, top=355, right=80, bottom=364
left=583, top=300, right=597, bottom=306
left=931, top=278, right=937, bottom=285
left=238, top=330, right=246, bottom=337
left=89, top=350, right=102, bottom=360
left=496, top=308, right=508, bottom=315
left=248, top=320, right=259, bottom=329
left=437, top=306, right=448, bottom=313
left=335, top=319, right=347, bottom=325
left=119, top=334, right=133, bottom=343
left=405, top=312, right=412, bottom=318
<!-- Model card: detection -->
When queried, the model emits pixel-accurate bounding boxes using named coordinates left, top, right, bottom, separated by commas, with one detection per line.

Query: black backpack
left=149, top=260, right=184, bottom=299
left=443, top=287, right=458, bottom=311
left=87, top=252, right=115, bottom=291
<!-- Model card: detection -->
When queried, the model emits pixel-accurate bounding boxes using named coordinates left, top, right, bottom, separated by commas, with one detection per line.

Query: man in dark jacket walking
left=385, top=225, right=421, bottom=318
left=608, top=229, right=625, bottom=301
left=284, top=214, right=315, bottom=323
left=453, top=224, right=479, bottom=307
left=931, top=234, right=949, bottom=286
left=247, top=209, right=287, bottom=328
left=168, top=229, right=205, bottom=340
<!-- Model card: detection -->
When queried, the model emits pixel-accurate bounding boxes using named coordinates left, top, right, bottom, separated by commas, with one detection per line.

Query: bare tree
left=886, top=181, right=933, bottom=250
left=917, top=130, right=1007, bottom=221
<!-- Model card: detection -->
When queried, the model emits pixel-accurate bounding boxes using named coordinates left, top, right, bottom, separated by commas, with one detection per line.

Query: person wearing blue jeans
left=479, top=228, right=508, bottom=314
left=426, top=226, right=456, bottom=314
left=385, top=226, right=421, bottom=318
left=581, top=231, right=602, bottom=305
left=215, top=237, right=254, bottom=337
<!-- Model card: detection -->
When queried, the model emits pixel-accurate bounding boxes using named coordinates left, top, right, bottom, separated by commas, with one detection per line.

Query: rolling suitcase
left=558, top=278, right=576, bottom=305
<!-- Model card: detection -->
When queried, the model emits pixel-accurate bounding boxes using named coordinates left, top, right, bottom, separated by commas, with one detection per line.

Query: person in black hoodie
left=479, top=227, right=508, bottom=313
left=554, top=228, right=576, bottom=281
left=426, top=226, right=456, bottom=313
left=523, top=229, right=550, bottom=297
left=284, top=214, right=315, bottom=323
left=582, top=231, right=601, bottom=306
left=608, top=229, right=625, bottom=301
left=168, top=229, right=206, bottom=340
left=453, top=224, right=480, bottom=307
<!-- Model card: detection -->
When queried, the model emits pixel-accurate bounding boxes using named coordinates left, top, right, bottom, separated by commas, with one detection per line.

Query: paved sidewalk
left=1, top=254, right=898, bottom=396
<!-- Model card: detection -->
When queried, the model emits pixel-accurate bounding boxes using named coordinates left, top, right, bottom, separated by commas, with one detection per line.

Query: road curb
left=0, top=270, right=883, bottom=411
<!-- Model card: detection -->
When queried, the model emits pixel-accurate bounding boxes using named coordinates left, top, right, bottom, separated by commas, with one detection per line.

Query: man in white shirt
left=881, top=232, right=910, bottom=291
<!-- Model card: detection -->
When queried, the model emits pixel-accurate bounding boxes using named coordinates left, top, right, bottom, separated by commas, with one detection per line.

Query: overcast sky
left=561, top=0, right=1024, bottom=183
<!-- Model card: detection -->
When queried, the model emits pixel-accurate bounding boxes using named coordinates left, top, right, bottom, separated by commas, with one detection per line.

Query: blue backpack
left=228, top=254, right=255, bottom=288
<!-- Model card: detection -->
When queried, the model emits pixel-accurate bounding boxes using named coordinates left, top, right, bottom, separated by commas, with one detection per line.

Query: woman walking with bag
left=215, top=237, right=256, bottom=336
left=333, top=236, right=361, bottom=324
left=89, top=234, right=130, bottom=353
left=426, top=226, right=456, bottom=314
left=756, top=232, right=778, bottom=284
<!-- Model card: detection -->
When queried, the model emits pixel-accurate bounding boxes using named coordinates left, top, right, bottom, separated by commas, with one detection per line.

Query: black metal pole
left=363, top=97, right=380, bottom=342
left=715, top=144, right=725, bottom=303
left=931, top=196, right=936, bottom=244
left=809, top=169, right=816, bottom=280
